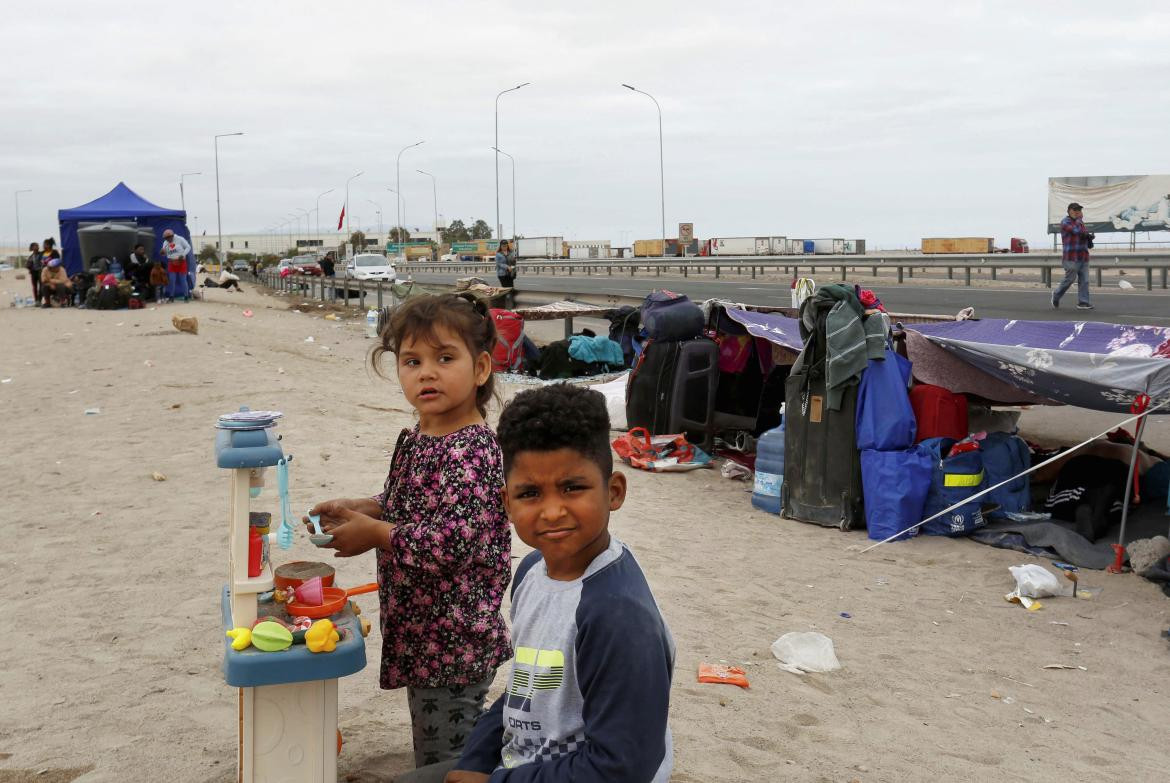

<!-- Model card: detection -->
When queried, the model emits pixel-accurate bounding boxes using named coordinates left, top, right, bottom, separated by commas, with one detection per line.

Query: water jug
left=365, top=309, right=379, bottom=339
left=751, top=413, right=785, bottom=515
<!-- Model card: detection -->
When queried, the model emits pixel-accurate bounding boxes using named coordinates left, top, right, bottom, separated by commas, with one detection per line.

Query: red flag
left=337, top=205, right=345, bottom=231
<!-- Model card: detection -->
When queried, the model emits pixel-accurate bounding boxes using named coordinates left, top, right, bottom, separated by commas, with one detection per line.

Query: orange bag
left=611, top=427, right=694, bottom=469
left=697, top=663, right=750, bottom=689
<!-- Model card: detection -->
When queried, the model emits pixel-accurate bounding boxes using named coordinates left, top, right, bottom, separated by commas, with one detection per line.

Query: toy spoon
left=308, top=513, right=334, bottom=547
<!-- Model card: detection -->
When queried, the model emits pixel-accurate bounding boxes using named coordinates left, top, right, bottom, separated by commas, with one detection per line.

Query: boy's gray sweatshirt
left=458, top=537, right=675, bottom=781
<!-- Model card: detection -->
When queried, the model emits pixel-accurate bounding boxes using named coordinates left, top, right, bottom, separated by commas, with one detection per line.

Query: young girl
left=307, top=293, right=512, bottom=770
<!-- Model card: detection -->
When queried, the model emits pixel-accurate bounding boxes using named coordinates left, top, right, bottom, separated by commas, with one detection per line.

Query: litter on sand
left=1042, top=664, right=1087, bottom=671
left=151, top=471, right=167, bottom=482
left=771, top=632, right=841, bottom=674
left=697, top=663, right=750, bottom=689
left=84, top=408, right=101, bottom=415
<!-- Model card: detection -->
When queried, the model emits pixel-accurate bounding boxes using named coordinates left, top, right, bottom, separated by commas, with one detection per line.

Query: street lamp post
left=416, top=170, right=439, bottom=239
left=14, top=189, right=31, bottom=260
left=622, top=84, right=666, bottom=256
left=179, top=171, right=201, bottom=215
left=385, top=188, right=409, bottom=248
left=495, top=82, right=530, bottom=241
left=490, top=148, right=516, bottom=240
left=344, top=171, right=363, bottom=239
left=315, top=188, right=334, bottom=252
left=214, top=132, right=244, bottom=265
left=296, top=208, right=311, bottom=253
left=395, top=142, right=424, bottom=257
left=366, top=200, right=383, bottom=239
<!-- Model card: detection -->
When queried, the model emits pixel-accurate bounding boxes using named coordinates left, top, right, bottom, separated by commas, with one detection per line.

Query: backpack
left=606, top=305, right=642, bottom=367
left=980, top=431, right=1031, bottom=518
left=489, top=308, right=525, bottom=372
left=640, top=290, right=704, bottom=341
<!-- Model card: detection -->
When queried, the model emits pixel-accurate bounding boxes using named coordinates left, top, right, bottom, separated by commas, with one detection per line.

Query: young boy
left=433, top=383, right=675, bottom=783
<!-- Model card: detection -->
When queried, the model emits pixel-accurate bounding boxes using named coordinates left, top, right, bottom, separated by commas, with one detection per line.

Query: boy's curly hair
left=497, top=384, right=613, bottom=476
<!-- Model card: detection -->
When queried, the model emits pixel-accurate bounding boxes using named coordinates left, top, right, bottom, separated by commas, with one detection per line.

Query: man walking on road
left=1052, top=201, right=1095, bottom=310
left=495, top=239, right=517, bottom=308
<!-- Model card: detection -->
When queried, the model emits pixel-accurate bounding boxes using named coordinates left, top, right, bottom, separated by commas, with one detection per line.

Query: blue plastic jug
left=751, top=416, right=785, bottom=515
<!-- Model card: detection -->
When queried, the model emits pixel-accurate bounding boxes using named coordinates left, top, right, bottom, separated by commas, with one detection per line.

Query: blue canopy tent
left=57, top=182, right=193, bottom=277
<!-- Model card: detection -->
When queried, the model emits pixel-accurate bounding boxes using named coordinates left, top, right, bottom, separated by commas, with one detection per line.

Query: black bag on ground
left=626, top=337, right=718, bottom=444
left=782, top=304, right=864, bottom=530
left=640, top=290, right=704, bottom=341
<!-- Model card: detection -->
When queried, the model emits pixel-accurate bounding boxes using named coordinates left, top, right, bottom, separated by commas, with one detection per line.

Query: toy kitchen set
left=216, top=409, right=375, bottom=782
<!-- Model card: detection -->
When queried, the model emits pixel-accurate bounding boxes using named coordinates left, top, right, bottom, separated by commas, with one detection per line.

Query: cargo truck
left=921, top=237, right=994, bottom=254
left=516, top=236, right=563, bottom=258
left=563, top=240, right=611, bottom=259
left=811, top=238, right=846, bottom=254
left=710, top=237, right=770, bottom=256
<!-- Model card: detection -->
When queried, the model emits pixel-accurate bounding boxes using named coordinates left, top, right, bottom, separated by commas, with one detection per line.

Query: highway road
left=411, top=271, right=1170, bottom=325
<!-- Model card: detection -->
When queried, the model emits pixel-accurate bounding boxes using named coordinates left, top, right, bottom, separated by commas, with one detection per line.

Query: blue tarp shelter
left=57, top=182, right=193, bottom=277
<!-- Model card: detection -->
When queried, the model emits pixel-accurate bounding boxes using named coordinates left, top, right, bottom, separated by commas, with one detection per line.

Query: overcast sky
left=2, top=0, right=1168, bottom=251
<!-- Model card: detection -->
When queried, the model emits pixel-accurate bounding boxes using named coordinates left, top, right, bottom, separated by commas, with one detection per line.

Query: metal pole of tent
left=1114, top=401, right=1150, bottom=554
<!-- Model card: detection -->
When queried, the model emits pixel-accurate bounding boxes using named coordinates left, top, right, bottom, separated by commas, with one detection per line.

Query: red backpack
left=490, top=309, right=525, bottom=372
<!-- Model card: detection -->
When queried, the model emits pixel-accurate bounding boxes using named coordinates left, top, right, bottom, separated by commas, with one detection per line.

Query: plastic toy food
left=305, top=619, right=340, bottom=653
left=226, top=627, right=253, bottom=651
left=251, top=620, right=294, bottom=652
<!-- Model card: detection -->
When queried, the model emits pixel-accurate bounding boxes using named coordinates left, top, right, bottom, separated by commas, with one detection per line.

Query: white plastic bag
left=771, top=632, right=841, bottom=674
left=1008, top=564, right=1061, bottom=598
left=592, top=372, right=630, bottom=431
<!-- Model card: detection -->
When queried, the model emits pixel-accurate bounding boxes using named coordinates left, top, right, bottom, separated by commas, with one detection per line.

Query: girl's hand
left=303, top=498, right=382, bottom=533
left=444, top=771, right=489, bottom=783
left=321, top=508, right=393, bottom=558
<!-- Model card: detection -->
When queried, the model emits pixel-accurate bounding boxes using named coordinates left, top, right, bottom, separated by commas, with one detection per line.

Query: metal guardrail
left=395, top=251, right=1170, bottom=291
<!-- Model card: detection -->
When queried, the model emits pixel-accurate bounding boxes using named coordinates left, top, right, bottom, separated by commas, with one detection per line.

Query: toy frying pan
left=285, top=582, right=378, bottom=619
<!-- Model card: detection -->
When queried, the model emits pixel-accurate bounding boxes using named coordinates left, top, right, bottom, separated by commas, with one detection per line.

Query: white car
left=0, top=262, right=14, bottom=272
left=345, top=253, right=396, bottom=282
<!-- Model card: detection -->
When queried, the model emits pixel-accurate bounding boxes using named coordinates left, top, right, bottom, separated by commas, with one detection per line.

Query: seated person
left=126, top=244, right=152, bottom=292
left=204, top=268, right=243, bottom=291
left=39, top=255, right=73, bottom=307
left=418, top=384, right=675, bottom=783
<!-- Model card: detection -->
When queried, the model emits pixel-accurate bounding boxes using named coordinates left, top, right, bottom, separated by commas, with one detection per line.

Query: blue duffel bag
left=981, top=431, right=1031, bottom=518
left=861, top=446, right=933, bottom=542
left=856, top=349, right=916, bottom=451
left=920, top=437, right=987, bottom=536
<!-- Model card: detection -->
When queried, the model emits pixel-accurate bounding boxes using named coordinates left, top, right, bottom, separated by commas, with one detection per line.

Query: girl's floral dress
left=375, top=424, right=512, bottom=689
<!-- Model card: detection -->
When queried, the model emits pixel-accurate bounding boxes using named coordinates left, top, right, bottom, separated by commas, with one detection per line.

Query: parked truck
left=516, top=236, right=563, bottom=258
left=921, top=237, right=994, bottom=254
left=563, top=240, right=611, bottom=259
left=710, top=237, right=770, bottom=256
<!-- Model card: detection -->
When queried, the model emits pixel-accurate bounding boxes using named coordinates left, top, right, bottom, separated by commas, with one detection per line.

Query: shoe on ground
left=1051, top=292, right=1059, bottom=309
left=1076, top=302, right=1094, bottom=310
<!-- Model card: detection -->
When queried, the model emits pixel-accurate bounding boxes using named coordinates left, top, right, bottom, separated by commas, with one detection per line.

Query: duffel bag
left=861, top=446, right=933, bottom=542
left=921, top=437, right=987, bottom=536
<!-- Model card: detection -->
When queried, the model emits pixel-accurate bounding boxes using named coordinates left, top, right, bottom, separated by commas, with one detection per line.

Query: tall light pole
left=386, top=188, right=408, bottom=247
left=296, top=208, right=310, bottom=253
left=179, top=171, right=201, bottom=215
left=366, top=199, right=383, bottom=239
left=622, top=84, right=666, bottom=256
left=495, top=82, right=530, bottom=241
left=395, top=141, right=424, bottom=256
left=214, top=132, right=244, bottom=265
left=490, top=148, right=516, bottom=240
left=416, top=170, right=439, bottom=239
left=344, top=171, right=363, bottom=240
left=14, top=189, right=31, bottom=259
left=315, top=188, right=334, bottom=252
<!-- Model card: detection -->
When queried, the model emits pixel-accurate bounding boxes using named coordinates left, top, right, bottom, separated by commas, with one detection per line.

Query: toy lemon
left=226, top=627, right=253, bottom=651
left=305, top=619, right=340, bottom=653
left=251, top=621, right=294, bottom=652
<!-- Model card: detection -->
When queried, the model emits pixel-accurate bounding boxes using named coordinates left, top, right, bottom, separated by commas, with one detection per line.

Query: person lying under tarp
left=1032, top=437, right=1168, bottom=541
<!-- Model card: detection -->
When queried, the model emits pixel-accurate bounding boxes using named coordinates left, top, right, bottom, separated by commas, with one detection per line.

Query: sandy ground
left=1, top=275, right=1168, bottom=783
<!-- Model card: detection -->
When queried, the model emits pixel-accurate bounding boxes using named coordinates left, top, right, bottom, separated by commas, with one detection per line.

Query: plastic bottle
left=751, top=407, right=786, bottom=515
left=365, top=308, right=379, bottom=339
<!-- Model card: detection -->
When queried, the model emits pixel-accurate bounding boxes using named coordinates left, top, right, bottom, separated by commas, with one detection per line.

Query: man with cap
left=1052, top=202, right=1095, bottom=310
left=159, top=229, right=193, bottom=302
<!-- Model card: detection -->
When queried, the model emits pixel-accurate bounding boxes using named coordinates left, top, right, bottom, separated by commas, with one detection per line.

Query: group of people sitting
left=24, top=229, right=242, bottom=310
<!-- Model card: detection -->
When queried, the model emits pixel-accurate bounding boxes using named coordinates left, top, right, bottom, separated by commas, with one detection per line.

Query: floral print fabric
left=376, top=424, right=512, bottom=689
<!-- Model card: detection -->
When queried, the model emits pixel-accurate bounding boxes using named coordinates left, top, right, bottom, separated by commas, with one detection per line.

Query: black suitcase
left=781, top=311, right=864, bottom=530
left=626, top=337, right=718, bottom=444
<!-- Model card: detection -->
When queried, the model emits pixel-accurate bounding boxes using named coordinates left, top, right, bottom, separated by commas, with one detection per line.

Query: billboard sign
left=678, top=222, right=694, bottom=242
left=1048, top=175, right=1170, bottom=233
